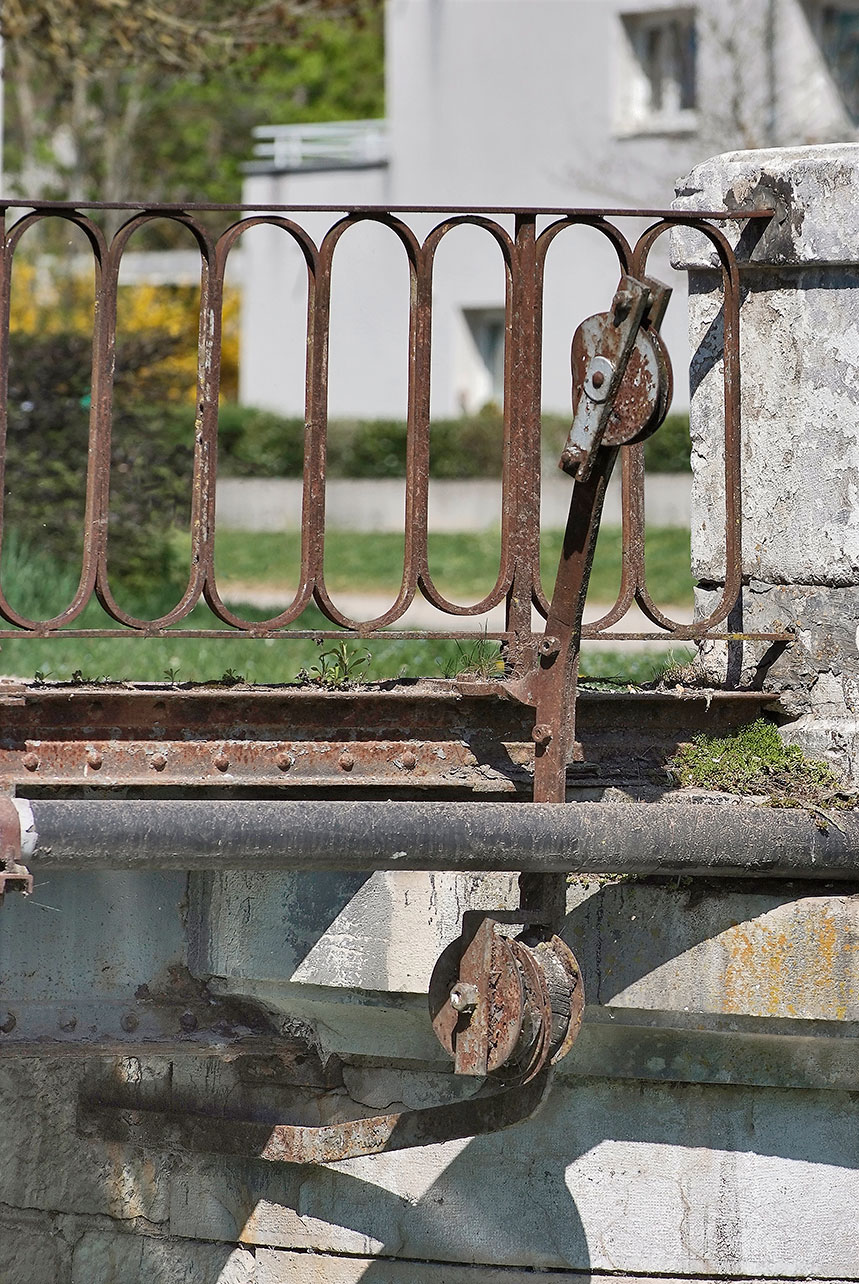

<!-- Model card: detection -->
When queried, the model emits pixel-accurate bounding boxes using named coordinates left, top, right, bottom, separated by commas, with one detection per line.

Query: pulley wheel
left=571, top=314, right=672, bottom=447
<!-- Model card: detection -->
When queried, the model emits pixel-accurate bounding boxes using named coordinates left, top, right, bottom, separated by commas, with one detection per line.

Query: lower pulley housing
left=428, top=911, right=584, bottom=1082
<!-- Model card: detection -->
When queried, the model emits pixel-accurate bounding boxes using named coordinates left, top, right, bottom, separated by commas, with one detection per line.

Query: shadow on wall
left=171, top=875, right=859, bottom=1277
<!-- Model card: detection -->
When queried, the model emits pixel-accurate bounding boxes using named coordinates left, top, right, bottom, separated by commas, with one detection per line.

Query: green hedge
left=7, top=332, right=193, bottom=594
left=167, top=402, right=692, bottom=478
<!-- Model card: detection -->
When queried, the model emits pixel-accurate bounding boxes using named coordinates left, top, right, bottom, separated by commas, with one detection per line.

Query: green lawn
left=212, top=525, right=694, bottom=607
left=0, top=526, right=693, bottom=685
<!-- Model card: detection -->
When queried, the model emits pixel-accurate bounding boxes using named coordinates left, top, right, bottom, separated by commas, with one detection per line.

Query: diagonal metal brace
left=79, top=1067, right=553, bottom=1164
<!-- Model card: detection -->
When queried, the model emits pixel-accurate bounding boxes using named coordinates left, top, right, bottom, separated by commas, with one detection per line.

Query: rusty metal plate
left=0, top=683, right=774, bottom=791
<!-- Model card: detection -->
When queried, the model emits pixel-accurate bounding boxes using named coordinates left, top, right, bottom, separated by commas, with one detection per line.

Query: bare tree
left=1, top=0, right=375, bottom=204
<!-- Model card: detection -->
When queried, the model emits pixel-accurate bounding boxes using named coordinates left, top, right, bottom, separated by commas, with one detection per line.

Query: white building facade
left=239, top=0, right=859, bottom=420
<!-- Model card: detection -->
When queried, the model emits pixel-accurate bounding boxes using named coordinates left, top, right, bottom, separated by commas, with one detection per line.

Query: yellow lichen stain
left=720, top=901, right=857, bottom=1019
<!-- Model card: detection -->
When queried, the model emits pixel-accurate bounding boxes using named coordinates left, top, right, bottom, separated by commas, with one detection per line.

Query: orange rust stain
left=720, top=902, right=857, bottom=1019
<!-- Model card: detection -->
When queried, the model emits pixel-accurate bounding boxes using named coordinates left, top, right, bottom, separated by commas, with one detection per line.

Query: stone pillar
left=673, top=144, right=859, bottom=778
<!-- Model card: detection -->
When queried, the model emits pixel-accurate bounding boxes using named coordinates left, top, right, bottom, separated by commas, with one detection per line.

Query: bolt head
left=275, top=751, right=293, bottom=772
left=213, top=754, right=230, bottom=772
left=22, top=753, right=39, bottom=772
left=532, top=723, right=553, bottom=746
left=150, top=753, right=167, bottom=772
left=591, top=370, right=605, bottom=388
left=58, top=1011, right=77, bottom=1032
left=449, top=982, right=479, bottom=1013
left=121, top=1012, right=139, bottom=1033
left=179, top=1010, right=198, bottom=1033
left=86, top=748, right=103, bottom=770
left=0, top=1011, right=16, bottom=1034
left=401, top=750, right=417, bottom=770
left=339, top=752, right=355, bottom=772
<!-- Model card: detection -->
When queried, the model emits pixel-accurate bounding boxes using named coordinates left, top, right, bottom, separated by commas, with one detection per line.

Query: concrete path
left=217, top=471, right=691, bottom=533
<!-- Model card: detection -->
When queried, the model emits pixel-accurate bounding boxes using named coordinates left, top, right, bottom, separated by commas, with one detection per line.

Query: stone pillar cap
left=672, top=143, right=859, bottom=269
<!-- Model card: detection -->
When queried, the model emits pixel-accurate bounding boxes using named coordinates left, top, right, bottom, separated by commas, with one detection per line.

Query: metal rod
left=19, top=799, right=859, bottom=880
left=0, top=200, right=774, bottom=218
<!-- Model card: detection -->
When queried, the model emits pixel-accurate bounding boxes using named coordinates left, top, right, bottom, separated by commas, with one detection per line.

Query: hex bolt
left=532, top=723, right=553, bottom=746
left=539, top=636, right=560, bottom=657
left=0, top=1011, right=16, bottom=1034
left=86, top=748, right=103, bottom=770
left=58, top=1011, right=77, bottom=1032
left=449, top=983, right=479, bottom=1014
left=339, top=752, right=355, bottom=772
left=22, top=752, right=39, bottom=772
left=275, top=751, right=293, bottom=772
left=401, top=750, right=417, bottom=770
left=179, top=1010, right=198, bottom=1033
left=121, top=1012, right=139, bottom=1033
left=150, top=753, right=167, bottom=772
left=213, top=753, right=230, bottom=772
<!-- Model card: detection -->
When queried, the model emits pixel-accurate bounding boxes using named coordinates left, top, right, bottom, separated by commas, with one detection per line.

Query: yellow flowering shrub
left=9, top=258, right=240, bottom=402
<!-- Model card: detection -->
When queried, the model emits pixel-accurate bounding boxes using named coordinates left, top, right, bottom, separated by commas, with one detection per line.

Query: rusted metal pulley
left=560, top=274, right=672, bottom=481
left=428, top=911, right=584, bottom=1082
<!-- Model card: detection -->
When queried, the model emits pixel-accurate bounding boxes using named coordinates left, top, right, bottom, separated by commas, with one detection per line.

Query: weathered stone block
left=70, top=1231, right=257, bottom=1284
left=0, top=1209, right=71, bottom=1284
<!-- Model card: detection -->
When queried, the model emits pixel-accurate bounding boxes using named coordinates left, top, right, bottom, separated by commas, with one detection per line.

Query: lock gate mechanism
left=77, top=273, right=672, bottom=1166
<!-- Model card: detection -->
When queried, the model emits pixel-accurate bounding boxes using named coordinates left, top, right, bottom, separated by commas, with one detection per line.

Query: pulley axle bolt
left=449, top=982, right=479, bottom=1013
left=532, top=724, right=553, bottom=746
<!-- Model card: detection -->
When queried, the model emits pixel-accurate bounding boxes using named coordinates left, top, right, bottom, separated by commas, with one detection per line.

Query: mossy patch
left=668, top=718, right=854, bottom=814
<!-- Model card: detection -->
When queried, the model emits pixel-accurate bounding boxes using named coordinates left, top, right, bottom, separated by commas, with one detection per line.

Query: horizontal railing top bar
left=0, top=199, right=772, bottom=219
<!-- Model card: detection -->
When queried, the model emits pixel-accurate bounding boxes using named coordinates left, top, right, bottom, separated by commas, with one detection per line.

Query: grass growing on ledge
left=668, top=719, right=853, bottom=812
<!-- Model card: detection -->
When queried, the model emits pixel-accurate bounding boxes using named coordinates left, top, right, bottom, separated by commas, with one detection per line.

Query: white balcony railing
left=250, top=120, right=388, bottom=172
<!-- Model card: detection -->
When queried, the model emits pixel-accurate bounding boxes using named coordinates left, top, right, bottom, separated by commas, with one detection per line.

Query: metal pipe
left=18, top=799, right=859, bottom=880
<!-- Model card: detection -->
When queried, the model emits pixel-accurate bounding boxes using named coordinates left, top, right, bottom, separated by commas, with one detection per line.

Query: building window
left=617, top=9, right=697, bottom=134
left=819, top=5, right=859, bottom=124
left=462, top=309, right=505, bottom=410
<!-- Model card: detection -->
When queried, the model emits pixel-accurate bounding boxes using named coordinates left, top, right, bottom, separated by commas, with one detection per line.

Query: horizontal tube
left=19, top=799, right=859, bottom=880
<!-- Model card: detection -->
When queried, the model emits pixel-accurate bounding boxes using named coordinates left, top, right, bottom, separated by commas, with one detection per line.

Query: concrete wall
left=2, top=865, right=859, bottom=1280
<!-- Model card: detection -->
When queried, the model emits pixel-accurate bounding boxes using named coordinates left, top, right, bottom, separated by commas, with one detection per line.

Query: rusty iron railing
left=0, top=200, right=775, bottom=649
